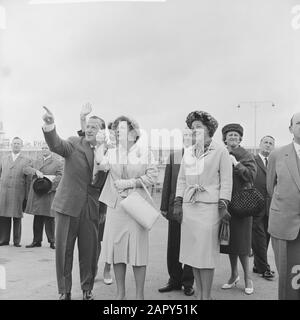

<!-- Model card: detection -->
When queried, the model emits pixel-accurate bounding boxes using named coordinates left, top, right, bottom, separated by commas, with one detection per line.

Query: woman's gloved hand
left=114, top=179, right=136, bottom=192
left=218, top=199, right=231, bottom=223
left=172, top=196, right=183, bottom=224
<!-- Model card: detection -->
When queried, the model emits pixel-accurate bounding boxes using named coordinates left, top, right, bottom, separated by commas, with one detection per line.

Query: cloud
left=0, top=0, right=299, bottom=147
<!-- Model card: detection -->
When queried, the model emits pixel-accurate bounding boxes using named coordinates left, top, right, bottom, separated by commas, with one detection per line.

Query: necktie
left=264, top=157, right=268, bottom=167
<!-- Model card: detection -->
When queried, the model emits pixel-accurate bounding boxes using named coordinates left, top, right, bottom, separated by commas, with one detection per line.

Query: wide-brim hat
left=222, top=123, right=244, bottom=141
left=33, top=177, right=52, bottom=196
left=185, top=111, right=219, bottom=137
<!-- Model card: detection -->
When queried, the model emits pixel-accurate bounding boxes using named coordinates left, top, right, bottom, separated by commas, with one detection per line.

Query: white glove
left=114, top=179, right=136, bottom=192
left=230, top=154, right=239, bottom=166
left=35, top=170, right=44, bottom=178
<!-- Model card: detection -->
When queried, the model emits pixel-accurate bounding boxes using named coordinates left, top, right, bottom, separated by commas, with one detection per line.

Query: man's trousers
left=167, top=219, right=194, bottom=288
left=0, top=217, right=22, bottom=245
left=252, top=213, right=271, bottom=273
left=55, top=210, right=99, bottom=294
left=33, top=215, right=55, bottom=244
left=272, top=231, right=300, bottom=300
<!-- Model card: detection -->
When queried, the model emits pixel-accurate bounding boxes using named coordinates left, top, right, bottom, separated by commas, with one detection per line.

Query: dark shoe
left=59, top=293, right=71, bottom=300
left=26, top=242, right=41, bottom=248
left=183, top=287, right=195, bottom=296
left=262, top=270, right=275, bottom=280
left=0, top=242, right=9, bottom=246
left=83, top=290, right=94, bottom=300
left=14, top=244, right=21, bottom=247
left=158, top=283, right=182, bottom=293
left=253, top=266, right=259, bottom=274
left=50, top=243, right=55, bottom=249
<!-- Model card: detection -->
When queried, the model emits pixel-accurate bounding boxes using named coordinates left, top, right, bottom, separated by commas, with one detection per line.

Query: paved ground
left=0, top=193, right=277, bottom=300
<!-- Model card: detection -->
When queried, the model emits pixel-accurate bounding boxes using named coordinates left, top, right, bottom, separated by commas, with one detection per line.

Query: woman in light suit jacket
left=95, top=116, right=158, bottom=300
left=173, top=111, right=233, bottom=300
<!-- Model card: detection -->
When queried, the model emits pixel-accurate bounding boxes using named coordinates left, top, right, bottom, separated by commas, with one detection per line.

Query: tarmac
left=0, top=193, right=277, bottom=300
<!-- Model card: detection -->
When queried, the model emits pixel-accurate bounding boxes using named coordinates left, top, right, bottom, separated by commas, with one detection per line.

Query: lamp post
left=237, top=101, right=276, bottom=153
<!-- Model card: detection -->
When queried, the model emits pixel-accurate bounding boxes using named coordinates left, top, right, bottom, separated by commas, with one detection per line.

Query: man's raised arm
left=42, top=106, right=74, bottom=158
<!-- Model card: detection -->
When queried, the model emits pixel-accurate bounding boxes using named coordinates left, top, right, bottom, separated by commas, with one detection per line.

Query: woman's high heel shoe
left=221, top=276, right=240, bottom=289
left=245, top=280, right=254, bottom=295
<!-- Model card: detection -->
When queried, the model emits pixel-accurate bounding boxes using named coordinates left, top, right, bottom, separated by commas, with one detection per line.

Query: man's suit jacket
left=24, top=155, right=63, bottom=217
left=267, top=143, right=300, bottom=240
left=254, top=154, right=270, bottom=217
left=77, top=129, right=108, bottom=215
left=0, top=153, right=31, bottom=218
left=160, top=149, right=184, bottom=220
left=43, top=127, right=103, bottom=220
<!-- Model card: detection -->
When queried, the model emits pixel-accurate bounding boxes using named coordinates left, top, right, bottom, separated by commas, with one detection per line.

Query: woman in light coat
left=173, top=111, right=233, bottom=300
left=95, top=116, right=158, bottom=300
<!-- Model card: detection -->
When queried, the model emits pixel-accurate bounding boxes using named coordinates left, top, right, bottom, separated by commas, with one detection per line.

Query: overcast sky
left=0, top=0, right=300, bottom=147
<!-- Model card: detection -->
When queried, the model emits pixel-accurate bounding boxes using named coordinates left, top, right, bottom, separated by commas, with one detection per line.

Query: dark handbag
left=228, top=186, right=265, bottom=218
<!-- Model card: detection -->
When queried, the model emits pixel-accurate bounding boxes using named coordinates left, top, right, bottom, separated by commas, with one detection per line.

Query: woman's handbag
left=120, top=179, right=160, bottom=230
left=228, top=186, right=265, bottom=218
left=219, top=220, right=230, bottom=246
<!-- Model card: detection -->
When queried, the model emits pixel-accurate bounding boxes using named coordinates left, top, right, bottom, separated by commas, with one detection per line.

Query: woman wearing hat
left=95, top=116, right=158, bottom=300
left=173, top=111, right=233, bottom=300
left=220, top=123, right=257, bottom=295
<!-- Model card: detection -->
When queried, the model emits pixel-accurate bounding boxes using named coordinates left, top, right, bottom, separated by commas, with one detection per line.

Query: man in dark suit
left=42, top=106, right=106, bottom=300
left=158, top=129, right=194, bottom=296
left=252, top=136, right=275, bottom=280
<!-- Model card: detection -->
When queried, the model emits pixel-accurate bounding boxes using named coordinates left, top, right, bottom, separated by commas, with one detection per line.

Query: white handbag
left=120, top=180, right=160, bottom=230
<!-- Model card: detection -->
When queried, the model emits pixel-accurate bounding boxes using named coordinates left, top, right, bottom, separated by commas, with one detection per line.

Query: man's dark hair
left=290, top=115, right=294, bottom=127
left=89, top=116, right=106, bottom=130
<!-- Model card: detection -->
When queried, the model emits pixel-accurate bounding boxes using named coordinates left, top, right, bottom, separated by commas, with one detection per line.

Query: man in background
left=0, top=137, right=31, bottom=247
left=158, top=128, right=194, bottom=296
left=24, top=142, right=63, bottom=249
left=252, top=135, right=275, bottom=280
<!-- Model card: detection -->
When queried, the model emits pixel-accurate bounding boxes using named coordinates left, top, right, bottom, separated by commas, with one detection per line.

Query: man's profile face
left=290, top=113, right=300, bottom=140
left=85, top=119, right=100, bottom=143
left=259, top=137, right=275, bottom=155
left=11, top=138, right=23, bottom=154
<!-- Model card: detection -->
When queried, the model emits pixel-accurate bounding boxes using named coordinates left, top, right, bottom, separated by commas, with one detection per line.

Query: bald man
left=267, top=113, right=300, bottom=300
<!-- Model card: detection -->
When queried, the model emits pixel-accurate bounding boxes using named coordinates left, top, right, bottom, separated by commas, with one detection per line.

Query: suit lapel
left=285, top=143, right=300, bottom=192
left=9, top=154, right=22, bottom=168
left=82, top=139, right=94, bottom=173
left=38, top=157, right=48, bottom=171
left=255, top=155, right=266, bottom=173
left=8, top=154, right=14, bottom=168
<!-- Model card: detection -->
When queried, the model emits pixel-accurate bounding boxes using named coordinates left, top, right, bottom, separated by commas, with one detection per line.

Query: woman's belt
left=185, top=184, right=206, bottom=203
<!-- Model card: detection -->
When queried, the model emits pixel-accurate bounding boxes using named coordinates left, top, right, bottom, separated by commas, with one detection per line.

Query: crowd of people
left=0, top=105, right=300, bottom=301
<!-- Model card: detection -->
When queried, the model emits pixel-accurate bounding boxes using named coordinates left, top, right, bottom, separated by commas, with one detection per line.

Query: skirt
left=220, top=214, right=252, bottom=255
left=180, top=202, right=220, bottom=269
left=100, top=203, right=149, bottom=266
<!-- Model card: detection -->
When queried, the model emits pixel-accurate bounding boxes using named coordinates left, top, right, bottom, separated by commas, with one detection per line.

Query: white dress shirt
left=258, top=153, right=269, bottom=167
left=293, top=141, right=300, bottom=159
left=43, top=155, right=52, bottom=162
left=11, top=152, right=21, bottom=162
